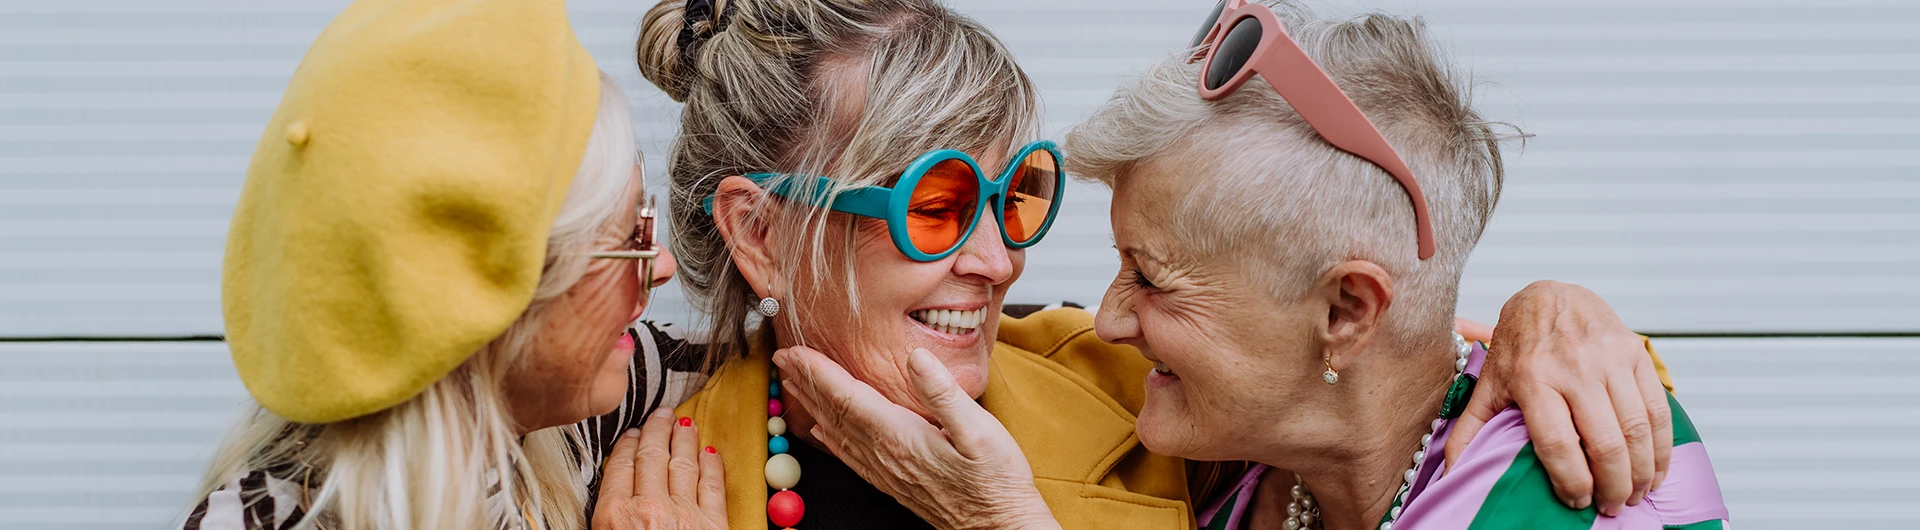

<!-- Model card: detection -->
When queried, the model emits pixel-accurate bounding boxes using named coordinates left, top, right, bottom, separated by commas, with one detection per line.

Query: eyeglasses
left=703, top=140, right=1065, bottom=262
left=589, top=195, right=662, bottom=297
left=1190, top=0, right=1436, bottom=260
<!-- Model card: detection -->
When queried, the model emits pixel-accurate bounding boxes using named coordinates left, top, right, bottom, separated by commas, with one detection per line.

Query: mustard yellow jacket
left=674, top=308, right=1198, bottom=529
left=672, top=307, right=1674, bottom=529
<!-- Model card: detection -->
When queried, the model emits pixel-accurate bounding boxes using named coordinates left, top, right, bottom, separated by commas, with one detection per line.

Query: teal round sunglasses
left=705, top=140, right=1064, bottom=262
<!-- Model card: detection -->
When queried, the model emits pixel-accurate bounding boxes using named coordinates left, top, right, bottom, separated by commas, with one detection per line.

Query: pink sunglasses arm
left=1250, top=40, right=1437, bottom=260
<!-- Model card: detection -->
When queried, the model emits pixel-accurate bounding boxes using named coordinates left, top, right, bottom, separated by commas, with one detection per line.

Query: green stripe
left=1201, top=489, right=1241, bottom=530
left=1668, top=392, right=1701, bottom=446
left=1466, top=443, right=1598, bottom=530
left=1665, top=520, right=1724, bottom=530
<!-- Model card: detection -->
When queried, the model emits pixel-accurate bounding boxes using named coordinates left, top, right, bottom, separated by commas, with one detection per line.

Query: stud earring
left=756, top=297, right=780, bottom=317
left=1322, top=353, right=1339, bottom=385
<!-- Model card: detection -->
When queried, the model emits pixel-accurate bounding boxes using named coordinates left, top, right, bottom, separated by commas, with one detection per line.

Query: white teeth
left=1152, top=362, right=1175, bottom=375
left=911, top=308, right=985, bottom=335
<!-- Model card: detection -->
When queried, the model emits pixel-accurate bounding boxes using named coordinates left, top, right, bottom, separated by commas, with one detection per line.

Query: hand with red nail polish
left=592, top=408, right=728, bottom=530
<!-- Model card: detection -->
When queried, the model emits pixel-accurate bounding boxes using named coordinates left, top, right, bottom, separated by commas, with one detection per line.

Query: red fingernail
left=704, top=446, right=717, bottom=454
left=678, top=417, right=693, bottom=428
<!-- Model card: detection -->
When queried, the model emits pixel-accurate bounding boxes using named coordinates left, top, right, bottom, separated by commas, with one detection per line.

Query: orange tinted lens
left=1003, top=150, right=1058, bottom=244
left=906, top=159, right=981, bottom=255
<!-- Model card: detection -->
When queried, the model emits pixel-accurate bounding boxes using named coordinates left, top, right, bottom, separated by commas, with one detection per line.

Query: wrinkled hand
left=592, top=408, right=729, bottom=530
left=774, top=346, right=1061, bottom=530
left=1444, top=280, right=1672, bottom=517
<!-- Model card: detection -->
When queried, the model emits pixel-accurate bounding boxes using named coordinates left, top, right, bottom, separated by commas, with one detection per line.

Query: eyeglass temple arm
left=701, top=173, right=892, bottom=220
left=1250, top=54, right=1437, bottom=260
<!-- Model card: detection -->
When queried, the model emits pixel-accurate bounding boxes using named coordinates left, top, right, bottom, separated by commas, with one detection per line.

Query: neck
left=1271, top=341, right=1455, bottom=530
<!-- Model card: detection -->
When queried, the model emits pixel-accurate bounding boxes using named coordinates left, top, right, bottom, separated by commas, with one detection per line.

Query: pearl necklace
left=1284, top=332, right=1477, bottom=530
left=765, top=367, right=804, bottom=528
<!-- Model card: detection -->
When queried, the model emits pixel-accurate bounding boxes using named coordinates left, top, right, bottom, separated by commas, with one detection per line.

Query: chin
left=949, top=362, right=992, bottom=399
left=1135, top=401, right=1208, bottom=459
left=583, top=362, right=633, bottom=417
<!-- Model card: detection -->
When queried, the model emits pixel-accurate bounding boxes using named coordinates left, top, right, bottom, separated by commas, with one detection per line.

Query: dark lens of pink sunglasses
left=1205, top=17, right=1265, bottom=91
left=1191, top=0, right=1229, bottom=48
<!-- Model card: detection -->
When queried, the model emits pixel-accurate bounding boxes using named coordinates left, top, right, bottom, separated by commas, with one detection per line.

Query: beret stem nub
left=285, top=121, right=310, bottom=147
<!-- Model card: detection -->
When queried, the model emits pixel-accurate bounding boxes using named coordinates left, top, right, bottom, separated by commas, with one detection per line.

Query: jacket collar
left=674, top=326, right=1150, bottom=524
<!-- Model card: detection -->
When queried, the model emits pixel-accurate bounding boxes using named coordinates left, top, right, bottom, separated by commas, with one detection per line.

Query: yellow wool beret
left=223, top=0, right=601, bottom=423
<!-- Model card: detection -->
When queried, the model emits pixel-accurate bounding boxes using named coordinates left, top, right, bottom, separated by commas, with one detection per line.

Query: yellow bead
left=765, top=453, right=802, bottom=490
left=768, top=416, right=787, bottom=437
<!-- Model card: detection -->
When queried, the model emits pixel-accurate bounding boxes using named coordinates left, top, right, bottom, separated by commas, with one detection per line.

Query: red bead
left=768, top=490, right=804, bottom=527
left=768, top=398, right=784, bottom=417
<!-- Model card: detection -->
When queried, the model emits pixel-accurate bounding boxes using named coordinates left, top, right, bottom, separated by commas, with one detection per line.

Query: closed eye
left=1129, top=269, right=1157, bottom=290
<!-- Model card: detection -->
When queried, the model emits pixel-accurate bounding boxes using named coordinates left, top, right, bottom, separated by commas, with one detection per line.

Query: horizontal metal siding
left=2, top=0, right=1918, bottom=335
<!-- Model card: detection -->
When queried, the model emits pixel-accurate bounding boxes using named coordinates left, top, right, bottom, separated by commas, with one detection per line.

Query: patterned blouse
left=177, top=322, right=711, bottom=530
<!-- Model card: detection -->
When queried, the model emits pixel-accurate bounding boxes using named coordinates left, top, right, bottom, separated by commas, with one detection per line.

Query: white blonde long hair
left=185, top=72, right=639, bottom=530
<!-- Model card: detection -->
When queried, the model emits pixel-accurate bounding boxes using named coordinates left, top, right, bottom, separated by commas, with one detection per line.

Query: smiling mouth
left=909, top=308, right=987, bottom=336
left=1152, top=362, right=1176, bottom=377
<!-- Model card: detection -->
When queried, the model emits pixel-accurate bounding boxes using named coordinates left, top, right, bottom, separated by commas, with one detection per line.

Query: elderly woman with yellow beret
left=176, top=1, right=727, bottom=529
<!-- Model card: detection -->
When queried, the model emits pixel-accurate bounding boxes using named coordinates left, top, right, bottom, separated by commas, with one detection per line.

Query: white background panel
left=1, top=0, right=1917, bottom=335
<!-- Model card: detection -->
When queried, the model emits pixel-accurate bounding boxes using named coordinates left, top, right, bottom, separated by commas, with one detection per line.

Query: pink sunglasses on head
left=1190, top=0, right=1436, bottom=260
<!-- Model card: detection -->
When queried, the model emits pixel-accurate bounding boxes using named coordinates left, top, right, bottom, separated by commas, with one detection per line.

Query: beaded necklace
left=766, top=366, right=804, bottom=528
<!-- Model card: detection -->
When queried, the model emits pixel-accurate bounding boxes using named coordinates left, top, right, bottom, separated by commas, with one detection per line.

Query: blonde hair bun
left=638, top=0, right=730, bottom=101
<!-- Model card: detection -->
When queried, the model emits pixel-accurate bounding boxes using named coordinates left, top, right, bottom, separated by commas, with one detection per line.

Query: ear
left=711, top=175, right=778, bottom=298
left=1312, top=260, right=1394, bottom=372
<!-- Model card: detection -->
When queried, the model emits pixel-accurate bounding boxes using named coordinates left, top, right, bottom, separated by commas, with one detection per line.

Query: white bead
left=1420, top=434, right=1432, bottom=448
left=768, top=416, right=787, bottom=437
left=1455, top=357, right=1469, bottom=372
left=1390, top=505, right=1402, bottom=519
left=1291, top=484, right=1305, bottom=499
left=1299, top=513, right=1314, bottom=526
left=1432, top=419, right=1446, bottom=432
left=1380, top=521, right=1393, bottom=530
left=764, top=453, right=802, bottom=490
left=1412, top=450, right=1425, bottom=465
left=1403, top=469, right=1417, bottom=483
left=1284, top=519, right=1301, bottom=530
left=1300, top=496, right=1314, bottom=510
left=1288, top=503, right=1301, bottom=517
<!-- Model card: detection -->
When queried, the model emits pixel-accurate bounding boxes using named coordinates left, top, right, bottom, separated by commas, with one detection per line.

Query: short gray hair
left=1067, top=0, right=1513, bottom=342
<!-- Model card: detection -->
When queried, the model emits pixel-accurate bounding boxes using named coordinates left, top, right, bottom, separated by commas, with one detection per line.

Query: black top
left=772, top=435, right=935, bottom=530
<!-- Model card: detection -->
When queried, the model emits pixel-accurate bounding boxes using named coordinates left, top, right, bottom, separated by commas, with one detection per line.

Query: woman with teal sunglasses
left=631, top=0, right=1678, bottom=527
left=705, top=141, right=1063, bottom=262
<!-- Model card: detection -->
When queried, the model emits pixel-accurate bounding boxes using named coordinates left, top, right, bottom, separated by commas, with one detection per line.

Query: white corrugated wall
left=2, top=0, right=1915, bottom=528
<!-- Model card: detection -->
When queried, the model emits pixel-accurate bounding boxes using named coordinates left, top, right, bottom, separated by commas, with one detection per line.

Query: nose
left=648, top=248, right=678, bottom=289
left=950, top=206, right=1014, bottom=284
left=633, top=248, right=678, bottom=318
left=1094, top=276, right=1143, bottom=346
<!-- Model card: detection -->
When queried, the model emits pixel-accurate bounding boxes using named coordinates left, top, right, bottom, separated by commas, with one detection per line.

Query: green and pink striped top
left=1199, top=344, right=1730, bottom=530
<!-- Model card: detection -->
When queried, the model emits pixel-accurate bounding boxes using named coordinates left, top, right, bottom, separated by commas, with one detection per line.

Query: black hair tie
left=678, top=0, right=735, bottom=64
